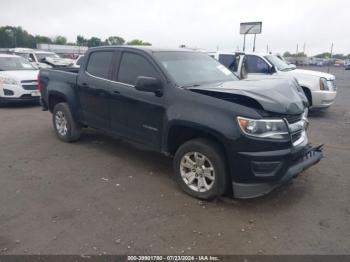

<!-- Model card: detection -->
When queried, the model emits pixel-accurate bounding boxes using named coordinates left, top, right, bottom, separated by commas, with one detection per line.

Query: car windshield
left=154, top=51, right=238, bottom=86
left=0, top=56, right=35, bottom=71
left=264, top=55, right=294, bottom=71
left=36, top=53, right=60, bottom=61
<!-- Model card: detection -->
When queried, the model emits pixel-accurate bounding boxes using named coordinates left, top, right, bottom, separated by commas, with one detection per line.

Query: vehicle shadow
left=0, top=102, right=40, bottom=109
left=76, top=128, right=308, bottom=210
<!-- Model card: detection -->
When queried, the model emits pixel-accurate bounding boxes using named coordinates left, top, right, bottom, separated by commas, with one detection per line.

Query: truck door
left=244, top=55, right=272, bottom=80
left=77, top=50, right=115, bottom=130
left=109, top=51, right=165, bottom=149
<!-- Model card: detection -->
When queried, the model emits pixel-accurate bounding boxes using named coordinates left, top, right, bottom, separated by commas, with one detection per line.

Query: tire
left=173, top=138, right=228, bottom=200
left=52, top=102, right=82, bottom=142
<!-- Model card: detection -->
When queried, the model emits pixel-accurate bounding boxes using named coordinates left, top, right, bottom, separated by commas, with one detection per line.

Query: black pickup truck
left=39, top=46, right=322, bottom=200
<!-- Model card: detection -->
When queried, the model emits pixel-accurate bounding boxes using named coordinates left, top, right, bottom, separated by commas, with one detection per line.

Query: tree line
left=0, top=26, right=151, bottom=48
left=283, top=51, right=350, bottom=59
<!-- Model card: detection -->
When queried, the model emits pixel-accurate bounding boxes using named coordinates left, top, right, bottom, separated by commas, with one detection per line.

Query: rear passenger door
left=77, top=50, right=115, bottom=130
left=109, top=51, right=165, bottom=149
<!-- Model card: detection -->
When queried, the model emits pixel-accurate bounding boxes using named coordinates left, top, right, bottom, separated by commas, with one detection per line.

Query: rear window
left=86, top=51, right=113, bottom=79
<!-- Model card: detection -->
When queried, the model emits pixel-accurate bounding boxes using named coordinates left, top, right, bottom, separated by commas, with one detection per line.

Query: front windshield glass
left=154, top=51, right=238, bottom=86
left=264, top=55, right=293, bottom=71
left=0, top=56, right=35, bottom=71
left=36, top=53, right=60, bottom=61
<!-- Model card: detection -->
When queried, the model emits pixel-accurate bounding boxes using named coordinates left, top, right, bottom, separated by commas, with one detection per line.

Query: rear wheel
left=52, top=102, right=81, bottom=142
left=173, top=138, right=228, bottom=200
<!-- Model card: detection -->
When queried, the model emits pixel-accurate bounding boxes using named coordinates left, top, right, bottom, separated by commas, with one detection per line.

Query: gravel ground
left=0, top=66, right=349, bottom=255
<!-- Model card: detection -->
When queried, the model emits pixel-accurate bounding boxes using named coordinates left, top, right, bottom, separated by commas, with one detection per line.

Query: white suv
left=0, top=54, right=40, bottom=104
left=210, top=52, right=337, bottom=109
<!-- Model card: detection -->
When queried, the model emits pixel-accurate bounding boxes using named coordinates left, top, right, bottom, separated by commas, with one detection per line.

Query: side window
left=245, top=55, right=270, bottom=74
left=86, top=51, right=113, bottom=79
left=218, top=54, right=237, bottom=71
left=118, top=52, right=159, bottom=85
left=29, top=54, right=36, bottom=62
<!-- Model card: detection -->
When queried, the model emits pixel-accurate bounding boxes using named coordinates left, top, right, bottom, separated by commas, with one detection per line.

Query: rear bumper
left=232, top=144, right=323, bottom=198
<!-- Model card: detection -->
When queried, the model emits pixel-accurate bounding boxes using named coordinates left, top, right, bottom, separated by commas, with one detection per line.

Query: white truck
left=9, top=48, right=74, bottom=69
left=0, top=54, right=40, bottom=104
left=209, top=52, right=337, bottom=109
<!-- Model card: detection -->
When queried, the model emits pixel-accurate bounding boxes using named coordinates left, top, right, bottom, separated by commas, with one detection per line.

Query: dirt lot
left=0, top=66, right=349, bottom=255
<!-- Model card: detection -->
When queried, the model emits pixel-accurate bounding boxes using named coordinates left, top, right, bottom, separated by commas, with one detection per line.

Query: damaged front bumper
left=232, top=144, right=323, bottom=199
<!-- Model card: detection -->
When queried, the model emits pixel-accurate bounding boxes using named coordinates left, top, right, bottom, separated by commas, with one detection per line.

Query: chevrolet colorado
left=39, top=46, right=323, bottom=200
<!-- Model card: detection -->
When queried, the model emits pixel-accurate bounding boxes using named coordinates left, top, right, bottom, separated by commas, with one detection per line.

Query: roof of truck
left=89, top=45, right=196, bottom=53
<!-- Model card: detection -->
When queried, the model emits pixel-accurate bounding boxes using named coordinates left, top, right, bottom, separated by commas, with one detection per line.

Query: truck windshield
left=154, top=51, right=238, bottom=86
left=264, top=55, right=294, bottom=71
left=0, top=57, right=35, bottom=71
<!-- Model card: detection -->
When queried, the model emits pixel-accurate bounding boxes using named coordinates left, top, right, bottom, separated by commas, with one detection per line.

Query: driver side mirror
left=135, top=76, right=163, bottom=96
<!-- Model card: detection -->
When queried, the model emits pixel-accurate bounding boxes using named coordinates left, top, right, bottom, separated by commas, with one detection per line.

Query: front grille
left=269, top=113, right=302, bottom=124
left=22, top=84, right=37, bottom=90
left=21, top=80, right=38, bottom=91
left=291, top=131, right=302, bottom=143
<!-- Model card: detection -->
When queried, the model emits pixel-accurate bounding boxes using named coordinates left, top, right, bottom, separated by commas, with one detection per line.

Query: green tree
left=126, top=39, right=151, bottom=46
left=35, top=35, right=52, bottom=44
left=53, top=35, right=67, bottom=45
left=87, top=37, right=102, bottom=47
left=105, top=36, right=125, bottom=45
left=76, top=35, right=88, bottom=46
left=315, top=52, right=331, bottom=59
left=283, top=51, right=292, bottom=57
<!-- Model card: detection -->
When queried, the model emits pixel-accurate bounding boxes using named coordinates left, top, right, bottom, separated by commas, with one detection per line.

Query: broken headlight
left=237, top=117, right=289, bottom=140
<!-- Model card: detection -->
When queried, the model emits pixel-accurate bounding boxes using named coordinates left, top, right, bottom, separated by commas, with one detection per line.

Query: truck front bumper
left=232, top=144, right=323, bottom=198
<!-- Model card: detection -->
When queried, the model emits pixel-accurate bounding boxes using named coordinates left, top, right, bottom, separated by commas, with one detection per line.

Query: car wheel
left=173, top=138, right=228, bottom=200
left=52, top=102, right=81, bottom=142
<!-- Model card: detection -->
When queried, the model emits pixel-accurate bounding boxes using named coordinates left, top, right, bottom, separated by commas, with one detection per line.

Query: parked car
left=0, top=54, right=40, bottom=104
left=9, top=48, right=74, bottom=69
left=345, top=61, right=350, bottom=70
left=71, top=55, right=84, bottom=68
left=210, top=52, right=337, bottom=109
left=39, top=46, right=322, bottom=200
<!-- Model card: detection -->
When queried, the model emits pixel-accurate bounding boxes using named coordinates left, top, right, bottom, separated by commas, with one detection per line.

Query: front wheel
left=52, top=102, right=82, bottom=142
left=173, top=138, right=228, bottom=200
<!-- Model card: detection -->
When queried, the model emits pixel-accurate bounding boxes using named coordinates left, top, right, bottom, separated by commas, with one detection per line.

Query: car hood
left=285, top=68, right=335, bottom=80
left=0, top=70, right=39, bottom=81
left=188, top=78, right=307, bottom=115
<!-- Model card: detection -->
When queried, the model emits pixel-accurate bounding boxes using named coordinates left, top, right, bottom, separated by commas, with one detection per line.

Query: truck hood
left=285, top=68, right=335, bottom=80
left=0, top=70, right=39, bottom=81
left=188, top=78, right=307, bottom=115
left=43, top=57, right=74, bottom=67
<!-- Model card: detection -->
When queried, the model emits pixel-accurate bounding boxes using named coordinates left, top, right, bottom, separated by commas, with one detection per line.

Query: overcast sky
left=1, top=0, right=349, bottom=55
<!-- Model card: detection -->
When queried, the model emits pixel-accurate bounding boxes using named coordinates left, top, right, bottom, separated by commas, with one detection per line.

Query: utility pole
left=266, top=44, right=269, bottom=53
left=296, top=43, right=299, bottom=54
left=303, top=43, right=306, bottom=54
left=243, top=34, right=246, bottom=52
left=252, top=34, right=256, bottom=52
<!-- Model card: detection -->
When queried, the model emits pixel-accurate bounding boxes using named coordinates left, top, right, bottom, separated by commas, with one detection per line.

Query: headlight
left=320, top=77, right=331, bottom=91
left=0, top=76, right=18, bottom=85
left=237, top=117, right=289, bottom=140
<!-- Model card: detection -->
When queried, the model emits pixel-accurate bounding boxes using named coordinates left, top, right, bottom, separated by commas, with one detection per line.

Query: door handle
left=112, top=90, right=121, bottom=96
left=81, top=83, right=89, bottom=88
